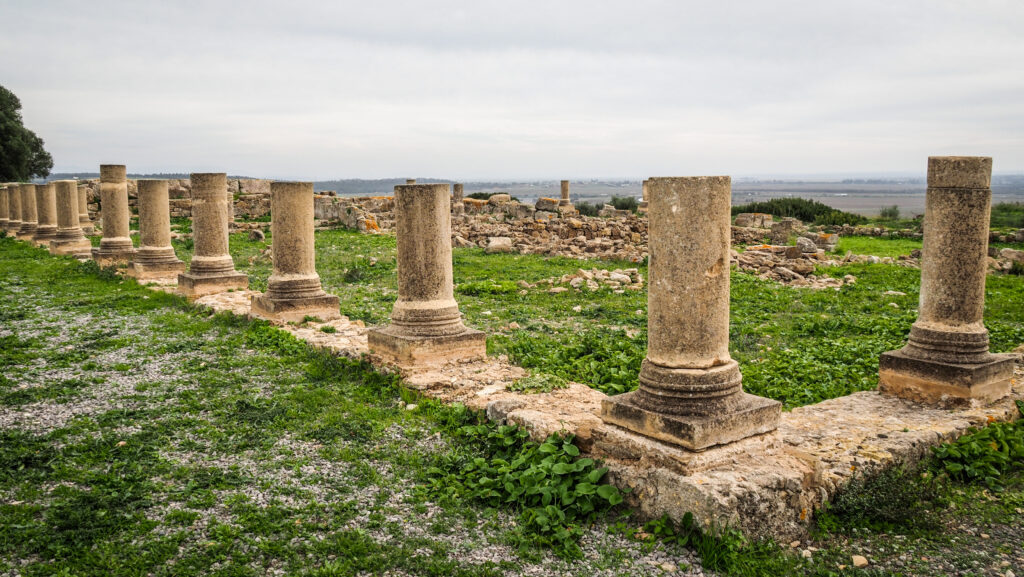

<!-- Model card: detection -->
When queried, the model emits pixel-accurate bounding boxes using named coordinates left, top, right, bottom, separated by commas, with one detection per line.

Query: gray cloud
left=2, top=0, right=1022, bottom=178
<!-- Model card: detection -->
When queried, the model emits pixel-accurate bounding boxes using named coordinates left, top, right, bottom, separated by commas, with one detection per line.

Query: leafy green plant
left=320, top=325, right=337, bottom=334
left=506, top=329, right=645, bottom=396
left=932, top=401, right=1024, bottom=490
left=507, top=373, right=569, bottom=394
left=575, top=201, right=600, bottom=217
left=77, top=259, right=121, bottom=281
left=878, top=205, right=900, bottom=220
left=429, top=424, right=622, bottom=558
left=1010, top=261, right=1024, bottom=276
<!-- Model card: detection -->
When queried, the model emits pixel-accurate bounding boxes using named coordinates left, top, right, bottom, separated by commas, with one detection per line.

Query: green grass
left=835, top=235, right=922, bottom=258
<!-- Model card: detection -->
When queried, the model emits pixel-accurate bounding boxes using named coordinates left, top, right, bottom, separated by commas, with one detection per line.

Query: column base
left=250, top=292, right=341, bottom=323
left=176, top=271, right=249, bottom=299
left=15, top=227, right=37, bottom=242
left=878, top=349, right=1016, bottom=408
left=600, top=391, right=781, bottom=451
left=91, top=247, right=137, bottom=267
left=50, top=239, right=93, bottom=259
left=81, top=225, right=95, bottom=235
left=368, top=324, right=487, bottom=367
left=125, top=260, right=186, bottom=281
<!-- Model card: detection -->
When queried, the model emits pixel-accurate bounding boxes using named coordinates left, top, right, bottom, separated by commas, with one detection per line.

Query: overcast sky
left=2, top=0, right=1022, bottom=179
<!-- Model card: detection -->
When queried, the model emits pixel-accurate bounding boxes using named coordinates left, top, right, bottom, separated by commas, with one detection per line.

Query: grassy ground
left=2, top=234, right=1024, bottom=575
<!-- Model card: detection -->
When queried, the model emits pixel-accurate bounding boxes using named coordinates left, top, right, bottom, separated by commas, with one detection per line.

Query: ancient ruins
left=2, top=156, right=1021, bottom=543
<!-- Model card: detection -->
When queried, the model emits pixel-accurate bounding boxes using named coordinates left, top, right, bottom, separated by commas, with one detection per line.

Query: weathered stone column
left=368, top=183, right=486, bottom=366
left=879, top=157, right=1015, bottom=406
left=0, top=185, right=10, bottom=231
left=7, top=184, right=22, bottom=234
left=49, top=180, right=93, bottom=258
left=91, top=165, right=136, bottom=265
left=77, top=183, right=95, bottom=234
left=250, top=182, right=340, bottom=322
left=126, top=179, right=185, bottom=280
left=638, top=179, right=649, bottom=214
left=452, top=183, right=465, bottom=215
left=177, top=173, right=248, bottom=298
left=15, top=184, right=38, bottom=241
left=601, top=177, right=780, bottom=450
left=32, top=183, right=58, bottom=246
left=559, top=180, right=571, bottom=206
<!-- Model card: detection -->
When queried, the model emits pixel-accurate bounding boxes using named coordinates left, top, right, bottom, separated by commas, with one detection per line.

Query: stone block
left=250, top=293, right=341, bottom=324
left=176, top=271, right=249, bottom=300
left=878, top=349, right=1016, bottom=408
left=601, top=390, right=781, bottom=451
left=368, top=325, right=486, bottom=367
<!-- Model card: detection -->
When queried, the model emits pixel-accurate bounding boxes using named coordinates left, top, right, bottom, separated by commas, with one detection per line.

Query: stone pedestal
left=406, top=179, right=416, bottom=184
left=879, top=157, right=1015, bottom=407
left=77, top=183, right=95, bottom=234
left=91, top=165, right=136, bottom=265
left=177, top=173, right=248, bottom=298
left=250, top=181, right=340, bottom=322
left=49, top=180, right=93, bottom=258
left=601, top=177, right=780, bottom=451
left=15, top=184, right=38, bottom=241
left=126, top=179, right=185, bottom=280
left=32, top=183, right=58, bottom=246
left=368, top=183, right=486, bottom=366
left=638, top=179, right=649, bottom=214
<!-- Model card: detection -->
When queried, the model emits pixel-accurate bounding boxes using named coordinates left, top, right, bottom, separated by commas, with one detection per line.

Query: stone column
left=559, top=180, right=571, bottom=206
left=0, top=185, right=10, bottom=231
left=15, top=184, right=38, bottom=241
left=452, top=183, right=465, bottom=215
left=126, top=179, right=186, bottom=280
left=7, top=184, right=22, bottom=234
left=368, top=183, right=486, bottom=366
left=49, top=180, right=93, bottom=258
left=91, top=165, right=136, bottom=265
left=406, top=179, right=416, bottom=184
left=879, top=157, right=1015, bottom=406
left=638, top=179, right=649, bottom=214
left=77, top=183, right=95, bottom=234
left=177, top=173, right=248, bottom=298
left=250, top=181, right=340, bottom=322
left=601, top=176, right=780, bottom=450
left=32, top=183, right=58, bottom=246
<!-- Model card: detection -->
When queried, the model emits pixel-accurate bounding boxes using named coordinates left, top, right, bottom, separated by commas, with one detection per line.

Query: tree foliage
left=0, top=85, right=53, bottom=181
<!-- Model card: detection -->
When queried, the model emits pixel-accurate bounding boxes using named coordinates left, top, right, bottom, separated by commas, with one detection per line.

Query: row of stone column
left=2, top=156, right=1011, bottom=453
left=0, top=181, right=94, bottom=256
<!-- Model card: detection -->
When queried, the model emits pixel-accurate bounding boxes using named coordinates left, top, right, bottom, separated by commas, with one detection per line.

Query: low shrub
left=932, top=400, right=1024, bottom=490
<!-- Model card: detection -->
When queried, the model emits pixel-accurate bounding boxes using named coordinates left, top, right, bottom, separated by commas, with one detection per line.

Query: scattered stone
left=852, top=555, right=869, bottom=568
left=248, top=228, right=265, bottom=241
left=484, top=236, right=514, bottom=253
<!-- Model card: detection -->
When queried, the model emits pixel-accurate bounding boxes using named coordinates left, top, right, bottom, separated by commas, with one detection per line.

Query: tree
left=0, top=84, right=53, bottom=181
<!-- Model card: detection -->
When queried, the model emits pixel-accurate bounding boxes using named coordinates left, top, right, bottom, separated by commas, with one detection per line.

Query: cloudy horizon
left=2, top=0, right=1023, bottom=180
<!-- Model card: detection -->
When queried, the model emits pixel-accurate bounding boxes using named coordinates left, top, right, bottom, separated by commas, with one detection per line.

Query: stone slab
left=176, top=271, right=249, bottom=300
left=125, top=260, right=186, bottom=281
left=600, top=390, right=782, bottom=451
left=49, top=239, right=93, bottom=259
left=249, top=292, right=342, bottom=324
left=368, top=325, right=487, bottom=367
left=91, top=247, right=137, bottom=267
left=879, top=349, right=1016, bottom=408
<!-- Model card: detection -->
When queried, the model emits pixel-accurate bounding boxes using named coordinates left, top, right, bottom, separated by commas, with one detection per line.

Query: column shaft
left=879, top=156, right=1015, bottom=406
left=250, top=181, right=339, bottom=322
left=0, top=186, right=9, bottom=230
left=16, top=184, right=38, bottom=240
left=601, top=176, right=779, bottom=450
left=32, top=183, right=58, bottom=245
left=77, top=184, right=94, bottom=234
left=177, top=173, right=248, bottom=298
left=367, top=183, right=485, bottom=365
left=50, top=180, right=92, bottom=258
left=559, top=180, right=571, bottom=206
left=8, top=184, right=22, bottom=232
left=127, top=180, right=185, bottom=279
left=92, top=165, right=136, bottom=264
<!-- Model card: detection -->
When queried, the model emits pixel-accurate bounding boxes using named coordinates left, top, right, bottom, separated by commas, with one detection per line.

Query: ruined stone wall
left=80, top=178, right=272, bottom=221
